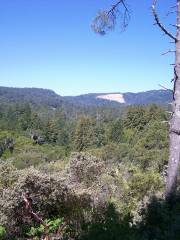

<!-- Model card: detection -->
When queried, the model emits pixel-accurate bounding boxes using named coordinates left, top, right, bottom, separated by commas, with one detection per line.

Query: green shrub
left=26, top=218, right=68, bottom=239
left=0, top=226, right=6, bottom=238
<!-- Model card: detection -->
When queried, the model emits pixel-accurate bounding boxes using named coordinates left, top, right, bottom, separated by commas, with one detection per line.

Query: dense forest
left=0, top=93, right=179, bottom=240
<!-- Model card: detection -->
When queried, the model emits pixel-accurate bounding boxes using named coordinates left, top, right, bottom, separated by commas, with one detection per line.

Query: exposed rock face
left=96, top=93, right=125, bottom=103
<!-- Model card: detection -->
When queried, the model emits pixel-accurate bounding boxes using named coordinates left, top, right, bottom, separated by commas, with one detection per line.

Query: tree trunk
left=166, top=0, right=180, bottom=198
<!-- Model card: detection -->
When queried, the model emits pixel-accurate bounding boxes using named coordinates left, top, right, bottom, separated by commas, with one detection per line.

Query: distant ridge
left=64, top=90, right=172, bottom=107
left=0, top=86, right=63, bottom=108
left=0, top=86, right=172, bottom=108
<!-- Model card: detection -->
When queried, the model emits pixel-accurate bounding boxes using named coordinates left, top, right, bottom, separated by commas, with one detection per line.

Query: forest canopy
left=0, top=98, right=176, bottom=239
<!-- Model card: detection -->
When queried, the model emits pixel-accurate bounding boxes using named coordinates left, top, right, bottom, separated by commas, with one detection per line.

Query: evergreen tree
left=108, top=119, right=124, bottom=143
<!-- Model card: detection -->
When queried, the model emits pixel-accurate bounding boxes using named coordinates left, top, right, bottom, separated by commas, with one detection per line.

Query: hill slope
left=0, top=87, right=172, bottom=108
left=0, top=87, right=63, bottom=108
left=64, top=90, right=172, bottom=107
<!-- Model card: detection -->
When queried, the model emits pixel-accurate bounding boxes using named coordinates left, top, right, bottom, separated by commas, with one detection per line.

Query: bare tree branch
left=107, top=0, right=129, bottom=16
left=161, top=49, right=175, bottom=55
left=23, top=192, right=67, bottom=239
left=152, top=0, right=177, bottom=42
left=92, top=0, right=130, bottom=35
left=166, top=11, right=177, bottom=16
left=158, top=84, right=173, bottom=92
left=170, top=5, right=177, bottom=9
left=170, top=24, right=179, bottom=28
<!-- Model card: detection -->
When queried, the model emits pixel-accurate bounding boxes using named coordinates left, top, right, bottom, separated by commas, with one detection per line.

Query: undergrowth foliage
left=1, top=104, right=179, bottom=239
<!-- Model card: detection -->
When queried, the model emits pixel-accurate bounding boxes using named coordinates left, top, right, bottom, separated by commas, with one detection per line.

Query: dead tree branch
left=92, top=0, right=130, bottom=34
left=107, top=0, right=126, bottom=13
left=23, top=192, right=44, bottom=224
left=152, top=0, right=177, bottom=42
left=23, top=192, right=67, bottom=240
left=166, top=11, right=177, bottom=16
left=161, top=49, right=175, bottom=55
left=158, top=84, right=173, bottom=92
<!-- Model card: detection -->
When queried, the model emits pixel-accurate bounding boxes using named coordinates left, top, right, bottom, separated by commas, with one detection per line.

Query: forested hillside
left=0, top=87, right=172, bottom=108
left=0, top=87, right=63, bottom=108
left=65, top=90, right=172, bottom=106
left=1, top=93, right=180, bottom=240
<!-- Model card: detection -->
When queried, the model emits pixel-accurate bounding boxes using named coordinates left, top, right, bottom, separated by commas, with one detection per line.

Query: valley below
left=0, top=86, right=178, bottom=240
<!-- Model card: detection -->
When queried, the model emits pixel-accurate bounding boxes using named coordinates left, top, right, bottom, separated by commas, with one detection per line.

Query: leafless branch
left=23, top=192, right=44, bottom=224
left=166, top=111, right=173, bottom=114
left=166, top=11, right=177, bottom=16
left=158, top=84, right=173, bottom=92
left=170, top=5, right=177, bottom=9
left=108, top=0, right=125, bottom=13
left=170, top=24, right=180, bottom=28
left=162, top=120, right=169, bottom=123
left=161, top=49, right=175, bottom=55
left=23, top=192, right=67, bottom=239
left=152, top=0, right=177, bottom=42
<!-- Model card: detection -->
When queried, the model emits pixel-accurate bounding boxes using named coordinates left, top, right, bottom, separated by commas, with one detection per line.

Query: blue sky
left=0, top=0, right=175, bottom=96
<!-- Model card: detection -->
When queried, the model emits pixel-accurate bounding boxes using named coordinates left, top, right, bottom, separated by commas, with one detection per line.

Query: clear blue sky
left=0, top=0, right=175, bottom=96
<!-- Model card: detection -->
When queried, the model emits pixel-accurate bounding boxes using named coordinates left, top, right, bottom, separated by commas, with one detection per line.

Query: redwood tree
left=93, top=0, right=180, bottom=198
